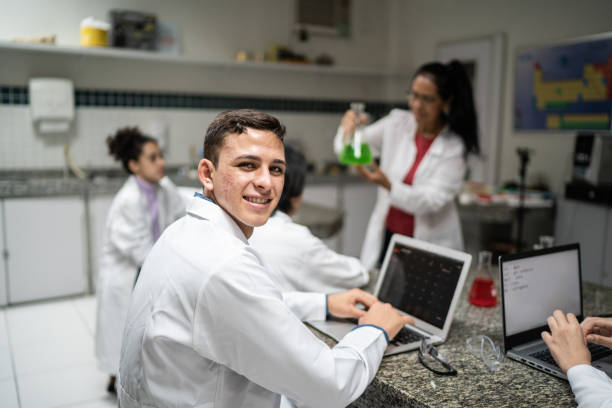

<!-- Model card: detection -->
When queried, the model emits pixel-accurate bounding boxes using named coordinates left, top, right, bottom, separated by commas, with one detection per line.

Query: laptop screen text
left=502, top=248, right=581, bottom=336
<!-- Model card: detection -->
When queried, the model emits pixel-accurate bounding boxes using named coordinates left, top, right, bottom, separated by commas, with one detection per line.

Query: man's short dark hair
left=276, top=143, right=307, bottom=214
left=204, top=109, right=286, bottom=166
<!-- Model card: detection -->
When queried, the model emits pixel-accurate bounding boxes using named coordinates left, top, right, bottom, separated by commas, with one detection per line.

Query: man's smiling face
left=201, top=127, right=285, bottom=238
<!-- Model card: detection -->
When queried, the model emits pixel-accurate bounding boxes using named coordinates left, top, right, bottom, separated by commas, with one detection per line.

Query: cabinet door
left=0, top=200, right=7, bottom=306
left=4, top=197, right=87, bottom=303
left=603, top=208, right=612, bottom=287
left=555, top=199, right=606, bottom=284
left=342, top=184, right=377, bottom=258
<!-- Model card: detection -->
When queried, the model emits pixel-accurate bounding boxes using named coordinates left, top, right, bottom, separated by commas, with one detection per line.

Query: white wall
left=392, top=0, right=612, bottom=195
left=4, top=0, right=611, bottom=194
left=0, top=0, right=401, bottom=171
left=0, top=0, right=392, bottom=70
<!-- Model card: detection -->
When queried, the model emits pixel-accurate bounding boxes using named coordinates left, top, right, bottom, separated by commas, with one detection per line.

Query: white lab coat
left=249, top=211, right=369, bottom=293
left=119, top=195, right=387, bottom=408
left=95, top=175, right=185, bottom=375
left=334, top=109, right=466, bottom=270
left=568, top=364, right=612, bottom=407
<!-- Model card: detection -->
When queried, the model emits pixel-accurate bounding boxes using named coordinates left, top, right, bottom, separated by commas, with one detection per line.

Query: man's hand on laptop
left=582, top=317, right=612, bottom=349
left=541, top=310, right=591, bottom=373
left=359, top=302, right=414, bottom=340
left=327, top=288, right=378, bottom=319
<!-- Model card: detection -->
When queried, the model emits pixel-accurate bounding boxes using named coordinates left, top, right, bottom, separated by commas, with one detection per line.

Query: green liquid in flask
left=338, top=143, right=372, bottom=165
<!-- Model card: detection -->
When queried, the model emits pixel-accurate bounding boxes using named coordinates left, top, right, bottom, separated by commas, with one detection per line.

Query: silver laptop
left=308, top=234, right=471, bottom=356
left=500, top=243, right=612, bottom=379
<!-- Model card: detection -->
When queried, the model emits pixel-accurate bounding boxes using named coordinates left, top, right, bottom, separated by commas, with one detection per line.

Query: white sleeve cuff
left=282, top=292, right=326, bottom=321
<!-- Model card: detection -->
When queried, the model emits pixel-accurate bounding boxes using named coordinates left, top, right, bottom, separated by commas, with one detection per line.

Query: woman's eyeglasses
left=407, top=90, right=439, bottom=105
left=418, top=339, right=457, bottom=376
left=466, top=335, right=504, bottom=372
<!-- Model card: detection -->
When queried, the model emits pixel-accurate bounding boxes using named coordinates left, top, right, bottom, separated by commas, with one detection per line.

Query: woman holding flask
left=334, top=60, right=479, bottom=270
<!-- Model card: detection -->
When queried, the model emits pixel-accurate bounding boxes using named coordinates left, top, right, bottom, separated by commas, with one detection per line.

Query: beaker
left=338, top=102, right=372, bottom=165
left=468, top=250, right=497, bottom=307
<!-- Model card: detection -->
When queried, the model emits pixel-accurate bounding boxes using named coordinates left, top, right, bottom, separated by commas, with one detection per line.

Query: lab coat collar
left=186, top=195, right=249, bottom=244
left=270, top=210, right=292, bottom=223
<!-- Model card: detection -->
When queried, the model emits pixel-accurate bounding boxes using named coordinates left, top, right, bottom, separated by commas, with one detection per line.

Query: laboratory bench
left=310, top=268, right=612, bottom=408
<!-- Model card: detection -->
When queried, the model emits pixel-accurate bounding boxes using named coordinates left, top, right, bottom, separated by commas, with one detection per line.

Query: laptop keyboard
left=390, top=326, right=425, bottom=346
left=530, top=343, right=612, bottom=368
left=328, top=316, right=426, bottom=346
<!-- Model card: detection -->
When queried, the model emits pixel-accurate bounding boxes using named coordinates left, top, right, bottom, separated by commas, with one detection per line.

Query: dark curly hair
left=106, top=127, right=156, bottom=173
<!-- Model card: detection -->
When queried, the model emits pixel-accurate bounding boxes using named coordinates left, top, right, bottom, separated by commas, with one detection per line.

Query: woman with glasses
left=334, top=60, right=479, bottom=270
left=95, top=127, right=185, bottom=394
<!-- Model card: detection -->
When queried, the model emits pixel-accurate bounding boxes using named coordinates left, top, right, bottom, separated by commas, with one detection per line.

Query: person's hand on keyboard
left=359, top=302, right=414, bottom=340
left=327, top=289, right=378, bottom=319
left=541, top=310, right=591, bottom=373
left=582, top=316, right=612, bottom=349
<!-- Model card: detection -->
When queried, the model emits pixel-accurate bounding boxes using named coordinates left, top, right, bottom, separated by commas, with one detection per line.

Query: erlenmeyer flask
left=468, top=250, right=497, bottom=307
left=338, top=102, right=372, bottom=165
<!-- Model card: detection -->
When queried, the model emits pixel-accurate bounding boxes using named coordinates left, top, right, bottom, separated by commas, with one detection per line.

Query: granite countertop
left=0, top=171, right=365, bottom=198
left=311, top=269, right=612, bottom=408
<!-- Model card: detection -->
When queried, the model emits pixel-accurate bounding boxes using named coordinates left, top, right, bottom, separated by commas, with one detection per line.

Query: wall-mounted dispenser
left=29, top=78, right=75, bottom=133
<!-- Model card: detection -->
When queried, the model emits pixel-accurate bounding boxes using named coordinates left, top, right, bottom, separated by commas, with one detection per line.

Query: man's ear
left=198, top=158, right=215, bottom=191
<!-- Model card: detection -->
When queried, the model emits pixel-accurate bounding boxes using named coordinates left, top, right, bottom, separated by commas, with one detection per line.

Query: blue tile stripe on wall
left=0, top=86, right=407, bottom=118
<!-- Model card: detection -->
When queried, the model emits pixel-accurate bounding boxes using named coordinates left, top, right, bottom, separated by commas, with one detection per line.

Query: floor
left=0, top=295, right=117, bottom=408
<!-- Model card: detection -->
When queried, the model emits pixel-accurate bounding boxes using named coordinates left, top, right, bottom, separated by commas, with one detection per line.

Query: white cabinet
left=341, top=183, right=377, bottom=257
left=0, top=200, right=7, bottom=306
left=603, top=208, right=612, bottom=287
left=4, top=197, right=87, bottom=303
left=555, top=198, right=611, bottom=285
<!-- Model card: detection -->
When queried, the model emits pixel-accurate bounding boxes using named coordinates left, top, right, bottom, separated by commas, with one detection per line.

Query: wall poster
left=514, top=32, right=612, bottom=131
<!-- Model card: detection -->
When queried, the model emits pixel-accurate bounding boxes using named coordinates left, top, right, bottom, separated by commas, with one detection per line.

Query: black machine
left=566, top=132, right=612, bottom=205
left=109, top=10, right=157, bottom=51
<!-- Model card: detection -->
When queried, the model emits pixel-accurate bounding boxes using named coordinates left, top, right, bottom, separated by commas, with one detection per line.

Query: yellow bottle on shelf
left=338, top=102, right=372, bottom=166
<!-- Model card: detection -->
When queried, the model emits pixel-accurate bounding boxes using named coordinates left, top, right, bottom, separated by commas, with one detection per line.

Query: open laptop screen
left=377, top=242, right=464, bottom=329
left=502, top=246, right=581, bottom=336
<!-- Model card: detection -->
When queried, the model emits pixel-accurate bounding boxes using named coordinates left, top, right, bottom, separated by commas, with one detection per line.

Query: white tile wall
left=0, top=106, right=343, bottom=170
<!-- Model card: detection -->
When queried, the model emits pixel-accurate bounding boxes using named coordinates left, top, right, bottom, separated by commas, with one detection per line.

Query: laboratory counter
left=310, top=268, right=612, bottom=408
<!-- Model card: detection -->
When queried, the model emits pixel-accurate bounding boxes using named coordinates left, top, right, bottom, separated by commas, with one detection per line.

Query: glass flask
left=338, top=102, right=373, bottom=165
left=468, top=250, right=497, bottom=307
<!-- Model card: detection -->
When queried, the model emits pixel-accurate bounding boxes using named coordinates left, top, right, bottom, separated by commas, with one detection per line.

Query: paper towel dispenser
left=29, top=78, right=75, bottom=133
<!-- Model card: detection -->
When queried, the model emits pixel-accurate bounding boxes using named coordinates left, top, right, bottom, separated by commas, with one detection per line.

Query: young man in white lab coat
left=118, top=109, right=412, bottom=408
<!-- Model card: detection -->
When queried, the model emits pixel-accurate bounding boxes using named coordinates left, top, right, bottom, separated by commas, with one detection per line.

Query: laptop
left=308, top=234, right=472, bottom=356
left=500, top=243, right=612, bottom=379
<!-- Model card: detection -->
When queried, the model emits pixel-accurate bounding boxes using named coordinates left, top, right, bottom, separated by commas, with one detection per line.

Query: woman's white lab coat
left=95, top=175, right=185, bottom=375
left=334, top=109, right=466, bottom=270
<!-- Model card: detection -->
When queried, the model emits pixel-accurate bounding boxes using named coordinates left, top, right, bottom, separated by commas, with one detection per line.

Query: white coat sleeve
left=567, top=364, right=612, bottom=407
left=297, top=230, right=369, bottom=293
left=108, top=200, right=153, bottom=267
left=281, top=292, right=326, bottom=321
left=389, top=153, right=465, bottom=216
left=334, top=113, right=393, bottom=157
left=194, top=255, right=388, bottom=408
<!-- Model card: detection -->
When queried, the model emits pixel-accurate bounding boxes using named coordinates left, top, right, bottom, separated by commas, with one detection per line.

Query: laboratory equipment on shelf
left=338, top=102, right=372, bottom=165
left=468, top=250, right=497, bottom=307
